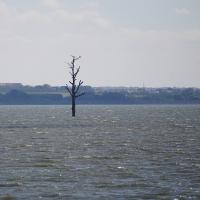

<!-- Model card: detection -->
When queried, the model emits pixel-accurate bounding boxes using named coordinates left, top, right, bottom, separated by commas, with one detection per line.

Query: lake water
left=0, top=105, right=200, bottom=200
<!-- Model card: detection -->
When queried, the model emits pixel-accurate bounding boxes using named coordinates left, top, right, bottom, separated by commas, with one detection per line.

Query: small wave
left=39, top=193, right=60, bottom=198
left=32, top=161, right=55, bottom=167
left=0, top=182, right=22, bottom=187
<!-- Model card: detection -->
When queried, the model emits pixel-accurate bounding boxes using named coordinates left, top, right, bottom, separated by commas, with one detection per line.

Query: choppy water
left=0, top=105, right=200, bottom=200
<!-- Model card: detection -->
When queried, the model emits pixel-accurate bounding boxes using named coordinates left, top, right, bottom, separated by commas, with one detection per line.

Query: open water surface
left=0, top=105, right=200, bottom=200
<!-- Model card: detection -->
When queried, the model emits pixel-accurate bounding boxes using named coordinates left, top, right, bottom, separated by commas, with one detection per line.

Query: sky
left=0, top=0, right=200, bottom=87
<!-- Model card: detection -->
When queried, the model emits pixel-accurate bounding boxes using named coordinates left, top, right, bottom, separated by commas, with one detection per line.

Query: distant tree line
left=0, top=85, right=200, bottom=105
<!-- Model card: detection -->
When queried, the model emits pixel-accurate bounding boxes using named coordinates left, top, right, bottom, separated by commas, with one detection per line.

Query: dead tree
left=66, top=56, right=84, bottom=117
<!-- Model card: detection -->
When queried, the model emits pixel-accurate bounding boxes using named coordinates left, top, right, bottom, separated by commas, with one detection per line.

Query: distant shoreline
left=0, top=84, right=200, bottom=105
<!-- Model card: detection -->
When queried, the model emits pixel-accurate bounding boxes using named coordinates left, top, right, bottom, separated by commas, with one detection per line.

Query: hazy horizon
left=1, top=82, right=200, bottom=89
left=0, top=0, right=200, bottom=87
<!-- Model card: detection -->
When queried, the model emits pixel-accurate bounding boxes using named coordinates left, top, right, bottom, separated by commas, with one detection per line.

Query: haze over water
left=0, top=105, right=200, bottom=199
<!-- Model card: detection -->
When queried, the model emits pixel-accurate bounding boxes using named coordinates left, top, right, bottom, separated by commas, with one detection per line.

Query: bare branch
left=75, top=80, right=83, bottom=94
left=71, top=55, right=81, bottom=61
left=66, top=84, right=72, bottom=96
left=74, top=66, right=80, bottom=78
left=69, top=81, right=73, bottom=85
left=69, top=71, right=73, bottom=76
left=67, top=63, right=72, bottom=67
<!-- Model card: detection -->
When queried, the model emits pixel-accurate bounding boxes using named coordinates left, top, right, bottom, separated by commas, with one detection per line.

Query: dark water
left=0, top=105, right=200, bottom=200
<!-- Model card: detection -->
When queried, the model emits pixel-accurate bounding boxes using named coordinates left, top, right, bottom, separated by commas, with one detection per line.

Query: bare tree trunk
left=72, top=95, right=75, bottom=117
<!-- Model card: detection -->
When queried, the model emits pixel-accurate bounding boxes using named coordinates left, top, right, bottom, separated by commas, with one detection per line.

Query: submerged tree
left=66, top=56, right=85, bottom=117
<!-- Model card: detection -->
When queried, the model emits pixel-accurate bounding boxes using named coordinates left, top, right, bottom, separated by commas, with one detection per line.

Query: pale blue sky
left=0, top=0, right=200, bottom=87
